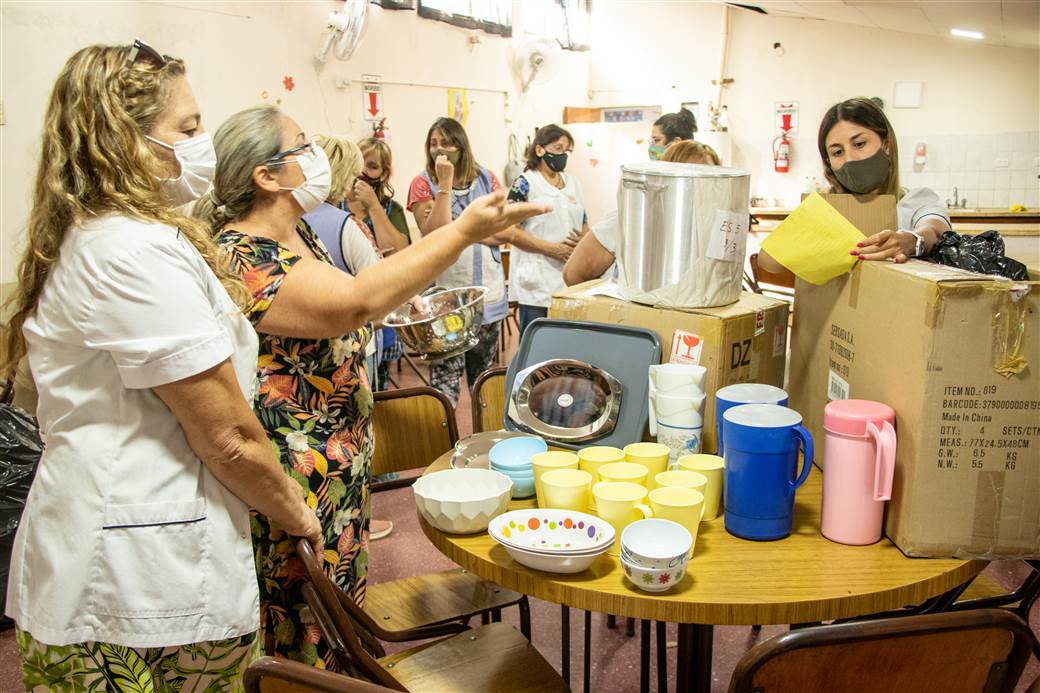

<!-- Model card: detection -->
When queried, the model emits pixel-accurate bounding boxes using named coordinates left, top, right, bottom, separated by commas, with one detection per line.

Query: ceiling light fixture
left=950, top=28, right=984, bottom=40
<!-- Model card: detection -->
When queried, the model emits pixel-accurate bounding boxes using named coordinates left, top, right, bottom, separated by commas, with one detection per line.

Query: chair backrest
left=294, top=540, right=408, bottom=691
left=470, top=366, right=507, bottom=433
left=749, top=252, right=796, bottom=290
left=370, top=386, right=459, bottom=479
left=729, top=609, right=1036, bottom=693
left=244, top=656, right=398, bottom=693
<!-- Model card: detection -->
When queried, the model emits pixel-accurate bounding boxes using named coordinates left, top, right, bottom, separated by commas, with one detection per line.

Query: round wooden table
left=420, top=447, right=986, bottom=692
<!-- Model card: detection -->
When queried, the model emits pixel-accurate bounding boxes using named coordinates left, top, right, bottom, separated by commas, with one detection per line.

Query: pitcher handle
left=790, top=424, right=814, bottom=492
left=647, top=386, right=658, bottom=437
left=868, top=421, right=897, bottom=501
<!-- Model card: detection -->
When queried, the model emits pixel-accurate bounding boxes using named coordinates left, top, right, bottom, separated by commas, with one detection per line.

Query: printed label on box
left=671, top=330, right=704, bottom=365
left=828, top=370, right=850, bottom=401
left=755, top=310, right=766, bottom=336
left=773, top=325, right=787, bottom=357
left=706, top=209, right=749, bottom=262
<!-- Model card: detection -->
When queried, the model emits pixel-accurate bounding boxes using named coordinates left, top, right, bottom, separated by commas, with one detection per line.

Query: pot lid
left=508, top=359, right=623, bottom=443
left=620, top=161, right=749, bottom=178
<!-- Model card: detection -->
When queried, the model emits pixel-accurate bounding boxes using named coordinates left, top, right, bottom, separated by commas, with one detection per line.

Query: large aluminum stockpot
left=617, top=161, right=750, bottom=308
left=383, top=286, right=487, bottom=360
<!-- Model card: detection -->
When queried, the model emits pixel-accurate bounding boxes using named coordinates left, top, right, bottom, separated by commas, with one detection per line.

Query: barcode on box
left=828, top=370, right=850, bottom=401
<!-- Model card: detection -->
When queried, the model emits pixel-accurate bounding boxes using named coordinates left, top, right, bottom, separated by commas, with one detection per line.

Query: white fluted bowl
left=413, top=468, right=513, bottom=534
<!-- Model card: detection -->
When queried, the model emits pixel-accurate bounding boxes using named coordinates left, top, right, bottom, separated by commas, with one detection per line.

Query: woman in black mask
left=760, top=97, right=950, bottom=272
left=507, top=124, right=589, bottom=335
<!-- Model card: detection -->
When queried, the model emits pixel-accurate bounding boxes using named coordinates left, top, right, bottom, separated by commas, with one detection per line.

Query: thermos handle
left=868, top=420, right=897, bottom=501
left=647, top=386, right=658, bottom=437
left=790, top=424, right=814, bottom=493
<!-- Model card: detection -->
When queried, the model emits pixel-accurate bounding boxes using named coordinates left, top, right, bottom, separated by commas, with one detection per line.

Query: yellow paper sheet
left=760, top=192, right=866, bottom=285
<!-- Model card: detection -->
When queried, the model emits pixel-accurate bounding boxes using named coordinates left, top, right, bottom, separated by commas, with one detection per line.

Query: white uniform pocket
left=92, top=498, right=207, bottom=618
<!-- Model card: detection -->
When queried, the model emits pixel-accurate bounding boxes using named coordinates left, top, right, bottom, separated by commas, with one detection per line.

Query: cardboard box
left=549, top=282, right=789, bottom=453
left=790, top=260, right=1040, bottom=559
left=819, top=193, right=897, bottom=235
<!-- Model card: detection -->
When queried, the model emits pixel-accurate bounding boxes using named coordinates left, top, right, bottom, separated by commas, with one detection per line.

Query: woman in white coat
left=2, top=41, right=320, bottom=691
left=507, top=124, right=588, bottom=335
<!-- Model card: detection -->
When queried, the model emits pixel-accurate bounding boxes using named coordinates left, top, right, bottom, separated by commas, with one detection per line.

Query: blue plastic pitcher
left=722, top=403, right=813, bottom=541
left=714, top=383, right=788, bottom=457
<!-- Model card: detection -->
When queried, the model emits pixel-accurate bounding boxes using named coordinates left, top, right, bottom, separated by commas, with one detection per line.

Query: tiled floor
left=0, top=322, right=1037, bottom=691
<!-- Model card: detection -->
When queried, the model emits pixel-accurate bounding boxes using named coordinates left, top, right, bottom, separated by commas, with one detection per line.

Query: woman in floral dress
left=195, top=105, right=549, bottom=669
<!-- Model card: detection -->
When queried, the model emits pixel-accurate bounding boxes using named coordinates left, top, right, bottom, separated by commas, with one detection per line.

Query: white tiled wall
left=897, top=131, right=1040, bottom=209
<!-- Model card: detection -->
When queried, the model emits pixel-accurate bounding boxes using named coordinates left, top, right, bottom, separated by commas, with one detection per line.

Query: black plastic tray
left=503, top=318, right=661, bottom=450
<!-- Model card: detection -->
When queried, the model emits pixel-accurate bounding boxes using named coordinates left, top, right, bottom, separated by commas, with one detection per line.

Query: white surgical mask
left=146, top=131, right=216, bottom=205
left=275, top=145, right=332, bottom=215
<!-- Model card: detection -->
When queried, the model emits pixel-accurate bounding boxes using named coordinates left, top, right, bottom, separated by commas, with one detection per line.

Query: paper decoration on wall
left=590, top=159, right=599, bottom=167
left=635, top=139, right=644, bottom=145
left=447, top=88, right=468, bottom=126
left=260, top=90, right=269, bottom=100
left=585, top=140, right=593, bottom=147
left=282, top=75, right=295, bottom=92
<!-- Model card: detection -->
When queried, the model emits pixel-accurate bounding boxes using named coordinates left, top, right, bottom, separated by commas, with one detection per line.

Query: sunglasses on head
left=126, top=38, right=170, bottom=68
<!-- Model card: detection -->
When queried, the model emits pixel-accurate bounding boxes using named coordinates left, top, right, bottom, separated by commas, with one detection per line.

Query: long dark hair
left=654, top=107, right=697, bottom=142
left=818, top=97, right=901, bottom=197
left=423, top=117, right=477, bottom=185
left=524, top=124, right=574, bottom=171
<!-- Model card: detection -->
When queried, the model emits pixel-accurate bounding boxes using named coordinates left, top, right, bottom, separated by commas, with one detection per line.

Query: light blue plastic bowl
left=507, top=474, right=536, bottom=498
left=488, top=436, right=548, bottom=470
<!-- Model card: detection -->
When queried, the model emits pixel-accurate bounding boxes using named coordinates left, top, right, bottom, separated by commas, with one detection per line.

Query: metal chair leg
left=561, top=605, right=571, bottom=687
left=606, top=614, right=617, bottom=629
left=481, top=611, right=490, bottom=625
left=583, top=610, right=592, bottom=693
left=518, top=595, right=531, bottom=641
left=491, top=607, right=502, bottom=623
left=626, top=617, right=636, bottom=637
left=639, top=619, right=651, bottom=693
left=656, top=621, right=667, bottom=693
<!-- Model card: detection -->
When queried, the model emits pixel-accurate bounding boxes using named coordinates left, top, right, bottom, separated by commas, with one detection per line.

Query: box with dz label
left=549, top=281, right=789, bottom=453
left=790, top=260, right=1040, bottom=559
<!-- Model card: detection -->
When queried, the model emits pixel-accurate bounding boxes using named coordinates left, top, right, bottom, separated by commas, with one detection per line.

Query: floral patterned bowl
left=413, top=469, right=512, bottom=534
left=489, top=509, right=614, bottom=554
left=620, top=554, right=688, bottom=593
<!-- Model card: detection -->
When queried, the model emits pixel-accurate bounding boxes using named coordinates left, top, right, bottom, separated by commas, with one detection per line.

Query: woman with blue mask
left=506, top=124, right=589, bottom=336
left=758, top=97, right=951, bottom=272
left=195, top=105, right=547, bottom=670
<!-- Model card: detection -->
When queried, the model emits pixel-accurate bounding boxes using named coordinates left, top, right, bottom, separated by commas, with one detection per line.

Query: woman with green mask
left=759, top=97, right=951, bottom=272
left=648, top=107, right=698, bottom=160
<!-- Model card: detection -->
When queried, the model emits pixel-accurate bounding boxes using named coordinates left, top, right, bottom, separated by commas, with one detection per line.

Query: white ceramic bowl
left=620, top=554, right=687, bottom=592
left=413, top=468, right=512, bottom=534
left=621, top=519, right=692, bottom=570
left=489, top=509, right=615, bottom=554
left=501, top=544, right=606, bottom=574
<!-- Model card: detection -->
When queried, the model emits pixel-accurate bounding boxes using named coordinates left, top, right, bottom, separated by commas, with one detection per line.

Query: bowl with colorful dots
left=488, top=509, right=614, bottom=573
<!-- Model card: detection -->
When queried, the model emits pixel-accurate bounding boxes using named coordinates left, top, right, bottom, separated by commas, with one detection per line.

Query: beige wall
left=0, top=0, right=588, bottom=282
left=588, top=1, right=1040, bottom=208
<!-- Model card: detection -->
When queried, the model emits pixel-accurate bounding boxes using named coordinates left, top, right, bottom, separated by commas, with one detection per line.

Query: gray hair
left=193, top=104, right=284, bottom=231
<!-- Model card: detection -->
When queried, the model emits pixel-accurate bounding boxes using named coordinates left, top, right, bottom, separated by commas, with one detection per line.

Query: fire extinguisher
left=773, top=133, right=791, bottom=173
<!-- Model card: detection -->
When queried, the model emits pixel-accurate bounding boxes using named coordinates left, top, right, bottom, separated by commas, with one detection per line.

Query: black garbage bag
left=924, top=230, right=1029, bottom=281
left=0, top=404, right=43, bottom=628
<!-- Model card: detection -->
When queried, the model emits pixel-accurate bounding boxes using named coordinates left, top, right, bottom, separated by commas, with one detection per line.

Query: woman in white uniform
left=2, top=41, right=320, bottom=691
left=507, top=124, right=588, bottom=335
left=758, top=97, right=951, bottom=272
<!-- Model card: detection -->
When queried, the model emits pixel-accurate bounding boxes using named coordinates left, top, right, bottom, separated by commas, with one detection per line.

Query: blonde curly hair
left=314, top=134, right=363, bottom=204
left=2, top=43, right=246, bottom=378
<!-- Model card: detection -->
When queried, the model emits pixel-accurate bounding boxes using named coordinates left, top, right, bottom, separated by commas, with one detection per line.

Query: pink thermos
left=820, top=400, right=897, bottom=545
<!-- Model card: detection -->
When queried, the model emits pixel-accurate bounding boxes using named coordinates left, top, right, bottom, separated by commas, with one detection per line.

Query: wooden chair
left=297, top=540, right=568, bottom=693
left=729, top=609, right=1037, bottom=693
left=748, top=253, right=796, bottom=302
left=470, top=366, right=508, bottom=433
left=245, top=656, right=397, bottom=693
left=366, top=386, right=530, bottom=639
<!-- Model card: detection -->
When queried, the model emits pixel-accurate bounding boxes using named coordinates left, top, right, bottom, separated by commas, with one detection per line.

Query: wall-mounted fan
left=509, top=37, right=561, bottom=94
left=317, top=0, right=369, bottom=63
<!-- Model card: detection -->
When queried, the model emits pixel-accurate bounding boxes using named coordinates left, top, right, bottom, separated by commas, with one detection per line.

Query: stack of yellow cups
left=677, top=454, right=724, bottom=520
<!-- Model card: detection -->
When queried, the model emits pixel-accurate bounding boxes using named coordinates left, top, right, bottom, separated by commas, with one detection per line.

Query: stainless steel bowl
left=384, top=286, right=487, bottom=361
